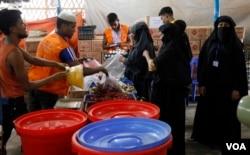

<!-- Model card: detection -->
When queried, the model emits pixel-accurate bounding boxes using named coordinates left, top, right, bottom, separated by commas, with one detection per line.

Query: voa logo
left=226, top=143, right=246, bottom=151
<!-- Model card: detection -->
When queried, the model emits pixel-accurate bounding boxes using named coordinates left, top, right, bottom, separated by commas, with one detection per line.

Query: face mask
left=217, top=27, right=231, bottom=44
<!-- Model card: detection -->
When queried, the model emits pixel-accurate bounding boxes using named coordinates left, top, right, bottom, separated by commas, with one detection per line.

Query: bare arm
left=143, top=50, right=156, bottom=71
left=143, top=50, right=152, bottom=63
left=61, top=59, right=109, bottom=78
left=83, top=66, right=109, bottom=77
left=120, top=33, right=133, bottom=48
left=102, top=34, right=114, bottom=50
left=19, top=47, right=66, bottom=70
left=7, top=49, right=66, bottom=91
left=77, top=57, right=88, bottom=63
left=198, top=86, right=206, bottom=96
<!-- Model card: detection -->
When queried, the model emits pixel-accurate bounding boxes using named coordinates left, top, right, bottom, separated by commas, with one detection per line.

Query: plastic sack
left=66, top=65, right=84, bottom=88
left=83, top=73, right=104, bottom=90
left=98, top=75, right=122, bottom=91
left=102, top=53, right=125, bottom=78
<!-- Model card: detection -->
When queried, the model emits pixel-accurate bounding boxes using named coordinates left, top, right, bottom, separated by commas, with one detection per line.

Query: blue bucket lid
left=77, top=117, right=171, bottom=152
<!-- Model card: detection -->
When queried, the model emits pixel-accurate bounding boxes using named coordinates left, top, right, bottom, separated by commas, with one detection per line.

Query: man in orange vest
left=102, top=12, right=132, bottom=51
left=0, top=9, right=66, bottom=154
left=28, top=10, right=108, bottom=112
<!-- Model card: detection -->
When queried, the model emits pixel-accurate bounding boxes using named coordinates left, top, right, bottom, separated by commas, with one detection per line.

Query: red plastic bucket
left=14, top=109, right=88, bottom=155
left=72, top=131, right=172, bottom=155
left=87, top=100, right=160, bottom=122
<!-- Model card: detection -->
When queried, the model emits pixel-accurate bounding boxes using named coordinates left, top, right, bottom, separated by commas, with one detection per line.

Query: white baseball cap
left=58, top=10, right=76, bottom=23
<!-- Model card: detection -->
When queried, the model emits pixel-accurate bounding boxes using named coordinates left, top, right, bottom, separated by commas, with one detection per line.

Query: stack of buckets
left=13, top=109, right=88, bottom=155
left=72, top=100, right=173, bottom=155
left=13, top=100, right=172, bottom=155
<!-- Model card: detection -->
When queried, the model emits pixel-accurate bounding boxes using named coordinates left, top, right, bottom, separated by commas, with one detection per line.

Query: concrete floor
left=185, top=103, right=221, bottom=155
left=1, top=103, right=250, bottom=155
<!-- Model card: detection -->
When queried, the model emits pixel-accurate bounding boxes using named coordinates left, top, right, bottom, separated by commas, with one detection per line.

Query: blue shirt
left=56, top=32, right=77, bottom=63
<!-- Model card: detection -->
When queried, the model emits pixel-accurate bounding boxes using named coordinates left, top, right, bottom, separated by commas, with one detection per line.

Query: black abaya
left=191, top=16, right=248, bottom=148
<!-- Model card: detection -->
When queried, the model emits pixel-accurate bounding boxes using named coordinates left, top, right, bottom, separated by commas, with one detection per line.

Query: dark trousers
left=1, top=96, right=28, bottom=147
left=28, top=90, right=59, bottom=112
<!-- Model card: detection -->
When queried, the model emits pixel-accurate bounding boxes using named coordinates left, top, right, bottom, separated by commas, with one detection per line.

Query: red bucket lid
left=14, top=109, right=88, bottom=135
left=87, top=100, right=160, bottom=122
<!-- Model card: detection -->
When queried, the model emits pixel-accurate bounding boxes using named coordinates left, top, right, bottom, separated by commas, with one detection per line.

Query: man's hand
left=52, top=71, right=67, bottom=81
left=231, top=90, right=240, bottom=100
left=77, top=57, right=88, bottom=63
left=143, top=50, right=149, bottom=57
left=56, top=62, right=68, bottom=70
left=108, top=42, right=115, bottom=47
left=100, top=66, right=109, bottom=77
left=119, top=55, right=126, bottom=62
left=199, top=86, right=206, bottom=96
left=148, top=59, right=156, bottom=71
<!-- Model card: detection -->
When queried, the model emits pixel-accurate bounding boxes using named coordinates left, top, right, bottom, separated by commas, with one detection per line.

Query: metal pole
left=214, top=0, right=220, bottom=21
left=57, top=0, right=61, bottom=15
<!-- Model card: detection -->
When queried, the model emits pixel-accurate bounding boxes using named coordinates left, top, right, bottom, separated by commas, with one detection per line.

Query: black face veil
left=214, top=15, right=236, bottom=28
left=214, top=16, right=236, bottom=44
left=130, top=22, right=153, bottom=55
left=159, top=23, right=179, bottom=43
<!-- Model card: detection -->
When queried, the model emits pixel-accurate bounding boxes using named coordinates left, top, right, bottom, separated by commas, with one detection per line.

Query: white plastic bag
left=102, top=53, right=125, bottom=78
left=98, top=75, right=122, bottom=91
left=83, top=73, right=104, bottom=90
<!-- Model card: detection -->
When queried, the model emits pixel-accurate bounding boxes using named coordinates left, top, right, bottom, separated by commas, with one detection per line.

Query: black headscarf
left=175, top=19, right=193, bottom=62
left=131, top=22, right=154, bottom=58
left=214, top=15, right=236, bottom=28
left=159, top=23, right=178, bottom=43
left=174, top=19, right=187, bottom=32
left=155, top=22, right=192, bottom=86
left=124, top=21, right=155, bottom=77
left=130, top=21, right=148, bottom=34
left=159, top=21, right=187, bottom=46
left=206, top=15, right=239, bottom=46
left=159, top=20, right=191, bottom=62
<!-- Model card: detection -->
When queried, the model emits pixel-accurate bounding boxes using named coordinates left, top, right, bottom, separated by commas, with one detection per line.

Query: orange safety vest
left=28, top=33, right=69, bottom=96
left=104, top=24, right=130, bottom=51
left=0, top=38, right=24, bottom=97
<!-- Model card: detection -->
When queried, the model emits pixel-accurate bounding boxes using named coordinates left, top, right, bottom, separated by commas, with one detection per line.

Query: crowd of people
left=101, top=6, right=248, bottom=155
left=0, top=5, right=248, bottom=155
left=0, top=9, right=108, bottom=155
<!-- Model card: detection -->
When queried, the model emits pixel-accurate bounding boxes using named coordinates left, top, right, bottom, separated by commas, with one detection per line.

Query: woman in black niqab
left=143, top=22, right=192, bottom=155
left=190, top=15, right=248, bottom=149
left=120, top=21, right=155, bottom=101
